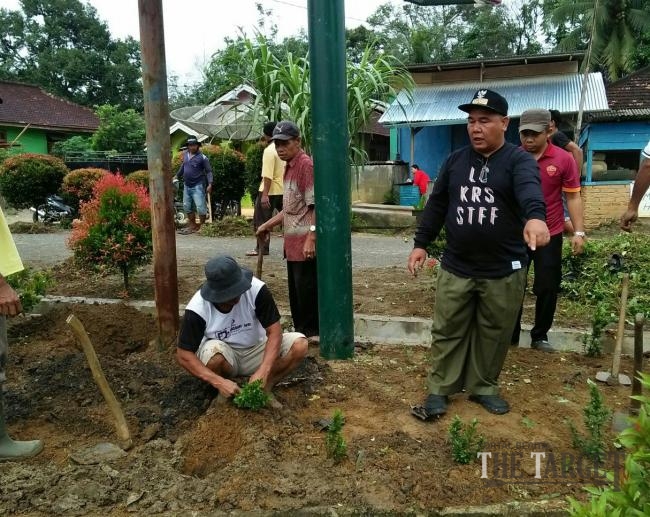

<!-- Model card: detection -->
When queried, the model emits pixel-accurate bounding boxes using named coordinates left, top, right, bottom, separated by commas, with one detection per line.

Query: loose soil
left=1, top=303, right=638, bottom=515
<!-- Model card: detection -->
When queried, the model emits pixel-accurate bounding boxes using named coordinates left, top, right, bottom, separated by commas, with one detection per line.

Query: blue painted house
left=578, top=66, right=650, bottom=225
left=380, top=54, right=609, bottom=182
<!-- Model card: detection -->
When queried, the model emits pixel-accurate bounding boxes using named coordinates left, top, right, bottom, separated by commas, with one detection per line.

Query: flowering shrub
left=68, top=174, right=152, bottom=294
left=126, top=170, right=150, bottom=191
left=62, top=168, right=110, bottom=208
left=0, top=153, right=68, bottom=208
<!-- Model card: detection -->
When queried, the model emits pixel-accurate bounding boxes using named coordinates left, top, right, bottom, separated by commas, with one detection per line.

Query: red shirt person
left=512, top=109, right=585, bottom=353
left=411, top=164, right=430, bottom=195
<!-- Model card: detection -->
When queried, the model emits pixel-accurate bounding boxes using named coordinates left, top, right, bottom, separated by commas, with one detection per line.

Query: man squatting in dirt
left=511, top=109, right=585, bottom=353
left=0, top=206, right=43, bottom=459
left=176, top=255, right=307, bottom=398
left=620, top=139, right=650, bottom=232
left=408, top=89, right=550, bottom=419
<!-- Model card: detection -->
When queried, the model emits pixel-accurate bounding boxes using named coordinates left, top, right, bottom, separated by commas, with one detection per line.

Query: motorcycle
left=172, top=179, right=188, bottom=226
left=30, top=194, right=75, bottom=224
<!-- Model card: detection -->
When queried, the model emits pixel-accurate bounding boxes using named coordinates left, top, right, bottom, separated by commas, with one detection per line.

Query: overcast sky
left=1, top=0, right=398, bottom=83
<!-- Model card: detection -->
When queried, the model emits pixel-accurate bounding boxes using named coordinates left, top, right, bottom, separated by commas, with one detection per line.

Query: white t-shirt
left=183, top=277, right=274, bottom=350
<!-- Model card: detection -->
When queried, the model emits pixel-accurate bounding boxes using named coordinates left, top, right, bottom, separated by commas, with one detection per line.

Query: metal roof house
left=379, top=53, right=609, bottom=180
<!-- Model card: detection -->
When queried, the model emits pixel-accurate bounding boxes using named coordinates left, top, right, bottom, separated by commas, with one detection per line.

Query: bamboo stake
left=66, top=314, right=133, bottom=450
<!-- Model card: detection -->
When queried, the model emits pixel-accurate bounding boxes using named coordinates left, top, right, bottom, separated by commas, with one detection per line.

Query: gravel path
left=13, top=231, right=414, bottom=269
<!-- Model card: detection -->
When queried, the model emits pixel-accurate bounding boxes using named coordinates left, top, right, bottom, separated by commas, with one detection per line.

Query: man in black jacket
left=408, top=89, right=550, bottom=418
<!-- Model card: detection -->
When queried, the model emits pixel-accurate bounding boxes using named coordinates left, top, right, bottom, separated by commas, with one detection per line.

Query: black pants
left=512, top=233, right=563, bottom=344
left=287, top=259, right=319, bottom=337
left=252, top=193, right=283, bottom=254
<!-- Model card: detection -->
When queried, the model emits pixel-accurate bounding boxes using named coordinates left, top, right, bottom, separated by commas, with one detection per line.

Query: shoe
left=411, top=394, right=448, bottom=420
left=468, top=394, right=510, bottom=415
left=531, top=339, right=555, bottom=353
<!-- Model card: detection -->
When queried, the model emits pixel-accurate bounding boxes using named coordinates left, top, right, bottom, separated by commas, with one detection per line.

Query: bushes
left=127, top=170, right=150, bottom=191
left=0, top=153, right=69, bottom=208
left=51, top=136, right=93, bottom=158
left=202, top=144, right=246, bottom=209
left=244, top=143, right=264, bottom=201
left=62, top=168, right=110, bottom=208
left=68, top=174, right=152, bottom=293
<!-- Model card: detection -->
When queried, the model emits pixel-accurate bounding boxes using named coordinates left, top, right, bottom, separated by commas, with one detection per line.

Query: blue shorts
left=183, top=183, right=207, bottom=215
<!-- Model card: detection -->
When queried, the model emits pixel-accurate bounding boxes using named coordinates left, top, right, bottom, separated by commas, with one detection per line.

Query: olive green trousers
left=426, top=267, right=527, bottom=396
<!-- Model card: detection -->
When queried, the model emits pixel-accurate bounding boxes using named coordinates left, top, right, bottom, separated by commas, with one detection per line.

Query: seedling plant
left=233, top=379, right=269, bottom=411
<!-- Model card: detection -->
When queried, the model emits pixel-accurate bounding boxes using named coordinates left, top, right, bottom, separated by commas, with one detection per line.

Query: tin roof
left=379, top=72, right=608, bottom=127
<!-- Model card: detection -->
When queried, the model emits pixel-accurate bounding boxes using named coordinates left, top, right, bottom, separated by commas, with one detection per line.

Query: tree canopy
left=0, top=0, right=143, bottom=110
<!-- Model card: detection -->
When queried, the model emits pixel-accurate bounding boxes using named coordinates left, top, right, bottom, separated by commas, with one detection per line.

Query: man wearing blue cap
left=408, top=89, right=550, bottom=419
left=176, top=136, right=213, bottom=234
left=176, top=255, right=308, bottom=398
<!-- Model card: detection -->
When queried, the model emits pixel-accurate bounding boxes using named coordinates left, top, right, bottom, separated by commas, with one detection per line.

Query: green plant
left=198, top=216, right=253, bottom=237
left=51, top=136, right=93, bottom=158
left=561, top=234, right=650, bottom=342
left=5, top=268, right=52, bottom=313
left=68, top=173, right=152, bottom=293
left=92, top=105, right=146, bottom=154
left=62, top=168, right=110, bottom=209
left=0, top=153, right=69, bottom=208
left=568, top=373, right=650, bottom=515
left=426, top=226, right=447, bottom=260
left=202, top=144, right=246, bottom=211
left=383, top=189, right=397, bottom=205
left=448, top=415, right=485, bottom=464
left=581, top=302, right=611, bottom=357
left=244, top=143, right=265, bottom=201
left=126, top=170, right=150, bottom=191
left=325, top=409, right=347, bottom=463
left=233, top=379, right=269, bottom=411
left=569, top=379, right=611, bottom=462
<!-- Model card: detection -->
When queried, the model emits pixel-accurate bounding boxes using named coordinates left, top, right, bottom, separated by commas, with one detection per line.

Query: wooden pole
left=631, top=313, right=645, bottom=414
left=66, top=314, right=133, bottom=450
left=138, top=0, right=179, bottom=349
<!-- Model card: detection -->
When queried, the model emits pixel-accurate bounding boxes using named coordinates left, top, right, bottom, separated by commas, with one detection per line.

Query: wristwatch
left=309, top=225, right=316, bottom=232
left=575, top=231, right=586, bottom=238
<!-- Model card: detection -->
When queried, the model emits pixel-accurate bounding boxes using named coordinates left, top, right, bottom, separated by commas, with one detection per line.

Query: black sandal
left=410, top=394, right=448, bottom=421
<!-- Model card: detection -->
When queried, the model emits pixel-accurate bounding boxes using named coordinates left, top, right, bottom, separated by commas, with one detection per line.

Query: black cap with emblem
left=458, top=89, right=508, bottom=116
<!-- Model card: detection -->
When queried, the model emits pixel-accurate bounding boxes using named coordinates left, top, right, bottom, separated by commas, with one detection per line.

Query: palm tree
left=551, top=0, right=650, bottom=80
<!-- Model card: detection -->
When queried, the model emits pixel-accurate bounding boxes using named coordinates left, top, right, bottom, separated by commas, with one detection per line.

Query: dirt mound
left=9, top=303, right=157, bottom=356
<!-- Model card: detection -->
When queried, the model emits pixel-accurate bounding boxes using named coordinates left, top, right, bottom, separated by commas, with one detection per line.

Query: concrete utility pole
left=307, top=0, right=354, bottom=359
left=138, top=0, right=179, bottom=348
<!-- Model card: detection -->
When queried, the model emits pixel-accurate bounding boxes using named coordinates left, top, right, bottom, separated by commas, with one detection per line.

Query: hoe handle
left=612, top=273, right=630, bottom=378
left=66, top=314, right=133, bottom=450
left=632, top=313, right=645, bottom=414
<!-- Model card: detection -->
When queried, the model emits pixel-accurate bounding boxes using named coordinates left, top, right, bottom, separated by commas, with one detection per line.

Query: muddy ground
left=1, top=303, right=638, bottom=515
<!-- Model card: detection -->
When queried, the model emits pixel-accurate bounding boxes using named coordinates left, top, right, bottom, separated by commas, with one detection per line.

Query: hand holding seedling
left=233, top=380, right=269, bottom=411
left=218, top=378, right=241, bottom=398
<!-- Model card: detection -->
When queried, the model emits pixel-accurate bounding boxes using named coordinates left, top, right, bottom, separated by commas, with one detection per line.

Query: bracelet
left=574, top=231, right=586, bottom=237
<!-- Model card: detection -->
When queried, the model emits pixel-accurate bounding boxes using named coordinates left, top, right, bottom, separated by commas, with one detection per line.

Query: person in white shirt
left=176, top=255, right=308, bottom=399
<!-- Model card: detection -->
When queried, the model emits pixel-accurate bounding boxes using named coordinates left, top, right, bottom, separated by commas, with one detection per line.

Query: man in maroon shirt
left=512, top=109, right=585, bottom=352
left=256, top=121, right=319, bottom=339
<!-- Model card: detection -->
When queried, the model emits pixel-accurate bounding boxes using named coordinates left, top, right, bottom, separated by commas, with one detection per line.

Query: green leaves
left=233, top=380, right=269, bottom=411
left=325, top=409, right=347, bottom=463
left=91, top=105, right=146, bottom=154
left=448, top=415, right=485, bottom=464
left=5, top=268, right=52, bottom=313
left=569, top=379, right=611, bottom=462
